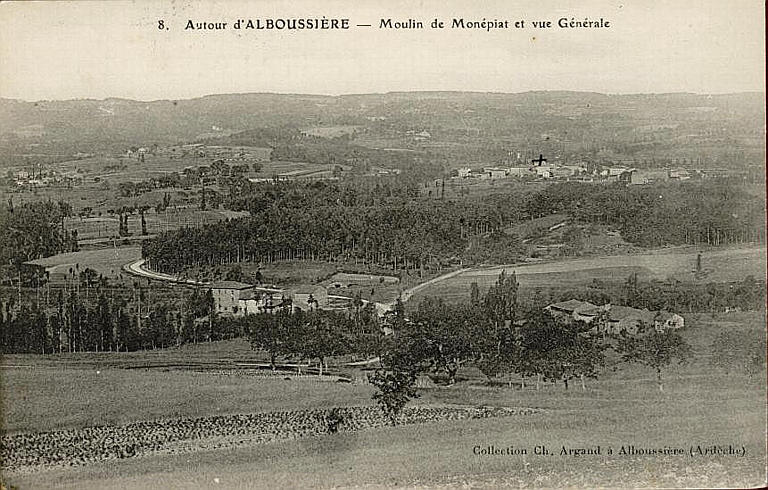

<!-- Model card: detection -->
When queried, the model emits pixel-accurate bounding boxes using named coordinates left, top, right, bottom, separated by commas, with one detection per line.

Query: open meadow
left=409, top=246, right=766, bottom=305
left=26, top=246, right=142, bottom=280
left=25, top=246, right=142, bottom=279
left=1, top=311, right=765, bottom=489
left=63, top=207, right=249, bottom=242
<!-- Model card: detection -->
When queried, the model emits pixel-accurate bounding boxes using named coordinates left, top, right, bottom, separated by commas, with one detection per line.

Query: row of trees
left=0, top=199, right=78, bottom=271
left=0, top=287, right=221, bottom=354
left=236, top=271, right=695, bottom=424
left=545, top=274, right=767, bottom=314
left=368, top=275, right=700, bottom=424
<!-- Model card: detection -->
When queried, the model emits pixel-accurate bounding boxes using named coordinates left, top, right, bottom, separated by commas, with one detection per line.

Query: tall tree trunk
left=447, top=364, right=458, bottom=386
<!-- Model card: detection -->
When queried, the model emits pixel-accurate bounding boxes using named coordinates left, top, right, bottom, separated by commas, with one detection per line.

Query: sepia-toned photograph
left=0, top=1, right=765, bottom=488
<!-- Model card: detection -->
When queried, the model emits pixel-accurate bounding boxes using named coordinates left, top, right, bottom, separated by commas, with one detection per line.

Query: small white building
left=654, top=311, right=685, bottom=330
left=607, top=167, right=629, bottom=176
left=483, top=167, right=508, bottom=179
left=669, top=168, right=691, bottom=180
left=534, top=166, right=553, bottom=179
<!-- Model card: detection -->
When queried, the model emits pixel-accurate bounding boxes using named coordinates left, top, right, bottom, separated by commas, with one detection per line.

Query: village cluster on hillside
left=453, top=159, right=750, bottom=184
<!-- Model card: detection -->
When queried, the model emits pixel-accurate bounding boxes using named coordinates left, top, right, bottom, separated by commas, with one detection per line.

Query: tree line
left=547, top=274, right=766, bottom=314
left=142, top=178, right=764, bottom=279
left=142, top=196, right=514, bottom=275
left=236, top=271, right=697, bottom=423
left=0, top=286, right=228, bottom=354
left=526, top=180, right=765, bottom=247
left=0, top=199, right=79, bottom=276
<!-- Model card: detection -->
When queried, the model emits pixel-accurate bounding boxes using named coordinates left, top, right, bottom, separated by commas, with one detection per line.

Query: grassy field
left=26, top=246, right=142, bottom=279
left=409, top=246, right=766, bottom=305
left=63, top=207, right=249, bottom=241
left=0, top=338, right=375, bottom=433
left=1, top=312, right=765, bottom=488
left=254, top=160, right=338, bottom=179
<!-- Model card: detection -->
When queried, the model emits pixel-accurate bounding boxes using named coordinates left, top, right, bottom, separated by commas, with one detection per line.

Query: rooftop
left=605, top=305, right=655, bottom=323
left=548, top=299, right=598, bottom=314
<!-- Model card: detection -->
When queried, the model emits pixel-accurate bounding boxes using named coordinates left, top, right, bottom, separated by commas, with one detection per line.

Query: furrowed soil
left=1, top=311, right=765, bottom=489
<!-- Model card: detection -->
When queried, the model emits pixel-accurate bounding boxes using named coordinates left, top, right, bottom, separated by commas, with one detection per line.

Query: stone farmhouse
left=209, top=281, right=256, bottom=316
left=545, top=299, right=684, bottom=334
left=208, top=281, right=332, bottom=317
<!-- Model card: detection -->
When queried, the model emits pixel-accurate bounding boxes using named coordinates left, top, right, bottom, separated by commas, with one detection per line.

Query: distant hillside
left=0, top=91, right=764, bottom=167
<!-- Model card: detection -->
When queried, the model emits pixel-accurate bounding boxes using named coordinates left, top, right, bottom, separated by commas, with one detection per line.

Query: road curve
left=123, top=259, right=207, bottom=286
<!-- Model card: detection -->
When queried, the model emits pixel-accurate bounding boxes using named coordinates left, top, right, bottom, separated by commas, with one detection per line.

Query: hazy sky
left=0, top=0, right=764, bottom=101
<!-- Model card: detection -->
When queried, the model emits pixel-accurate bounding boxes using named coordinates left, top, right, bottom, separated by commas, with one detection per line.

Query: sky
left=0, top=0, right=764, bottom=101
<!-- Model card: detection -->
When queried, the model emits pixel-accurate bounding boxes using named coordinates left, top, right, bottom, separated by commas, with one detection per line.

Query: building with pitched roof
left=209, top=281, right=255, bottom=316
left=545, top=300, right=684, bottom=334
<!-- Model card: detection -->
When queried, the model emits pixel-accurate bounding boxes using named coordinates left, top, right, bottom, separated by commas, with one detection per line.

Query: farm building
left=506, top=167, right=531, bottom=177
left=550, top=166, right=576, bottom=179
left=483, top=168, right=508, bottom=179
left=601, top=166, right=630, bottom=177
left=629, top=169, right=670, bottom=185
left=545, top=299, right=601, bottom=324
left=562, top=164, right=587, bottom=175
left=236, top=290, right=270, bottom=315
left=209, top=281, right=255, bottom=316
left=654, top=311, right=685, bottom=329
left=603, top=305, right=657, bottom=334
left=669, top=168, right=692, bottom=180
left=534, top=166, right=554, bottom=179
left=545, top=300, right=684, bottom=334
left=290, top=285, right=329, bottom=311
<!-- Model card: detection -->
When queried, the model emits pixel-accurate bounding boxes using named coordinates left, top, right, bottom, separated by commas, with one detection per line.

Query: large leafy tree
left=367, top=322, right=427, bottom=426
left=517, top=311, right=606, bottom=390
left=247, top=309, right=295, bottom=370
left=368, top=367, right=420, bottom=426
left=484, top=269, right=519, bottom=334
left=294, top=309, right=354, bottom=376
left=617, top=323, right=692, bottom=392
left=410, top=297, right=481, bottom=385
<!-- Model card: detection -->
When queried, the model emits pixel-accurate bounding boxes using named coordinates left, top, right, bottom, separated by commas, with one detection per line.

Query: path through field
left=405, top=246, right=766, bottom=303
left=379, top=268, right=470, bottom=310
left=124, top=246, right=765, bottom=310
left=467, top=246, right=765, bottom=280
left=124, top=259, right=206, bottom=285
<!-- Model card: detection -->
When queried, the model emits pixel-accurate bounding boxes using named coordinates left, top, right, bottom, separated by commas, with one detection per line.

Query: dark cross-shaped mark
left=531, top=154, right=547, bottom=166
